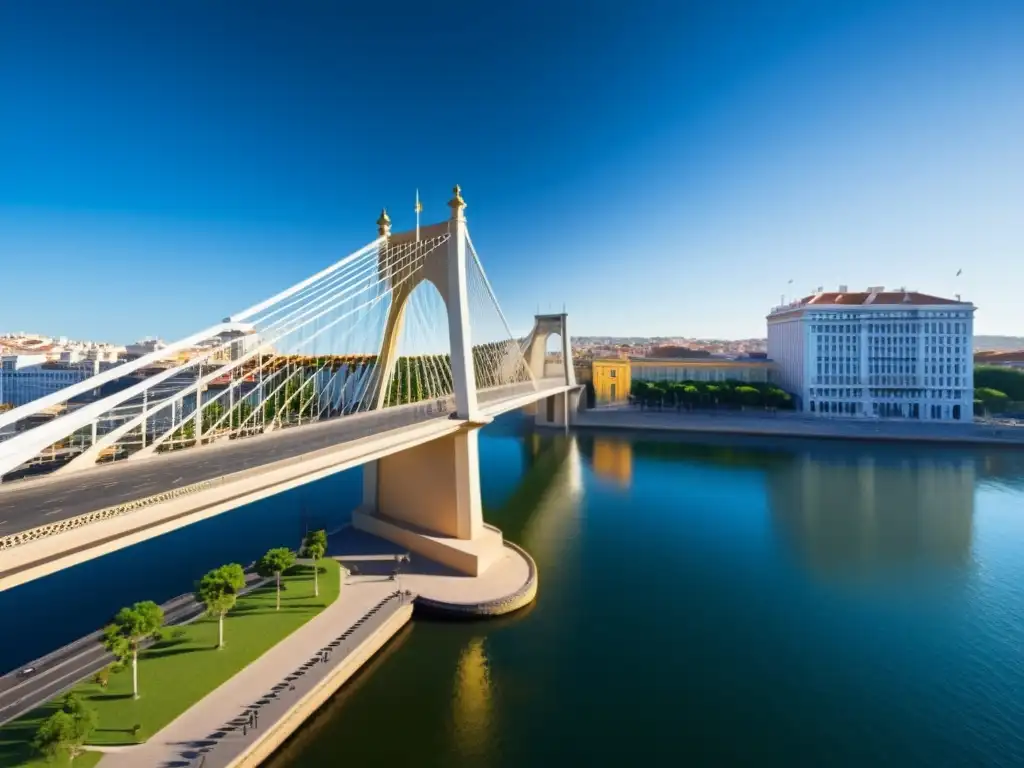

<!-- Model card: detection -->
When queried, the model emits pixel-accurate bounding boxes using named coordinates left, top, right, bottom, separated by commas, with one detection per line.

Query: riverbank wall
left=573, top=408, right=1024, bottom=447
left=224, top=596, right=413, bottom=768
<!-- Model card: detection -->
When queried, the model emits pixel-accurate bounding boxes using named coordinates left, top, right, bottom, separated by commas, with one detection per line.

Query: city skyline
left=1, top=1, right=1021, bottom=342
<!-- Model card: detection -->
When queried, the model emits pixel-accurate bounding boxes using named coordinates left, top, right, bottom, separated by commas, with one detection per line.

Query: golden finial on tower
left=448, top=184, right=466, bottom=220
left=376, top=208, right=391, bottom=237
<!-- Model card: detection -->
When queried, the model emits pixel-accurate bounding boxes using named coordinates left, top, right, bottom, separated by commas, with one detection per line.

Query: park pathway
left=97, top=567, right=404, bottom=768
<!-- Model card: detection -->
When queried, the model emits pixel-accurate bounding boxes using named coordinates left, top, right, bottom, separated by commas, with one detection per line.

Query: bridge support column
left=352, top=425, right=503, bottom=576
left=534, top=389, right=583, bottom=428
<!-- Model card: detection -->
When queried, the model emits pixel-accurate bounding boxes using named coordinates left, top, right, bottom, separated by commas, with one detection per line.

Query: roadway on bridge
left=0, top=381, right=561, bottom=539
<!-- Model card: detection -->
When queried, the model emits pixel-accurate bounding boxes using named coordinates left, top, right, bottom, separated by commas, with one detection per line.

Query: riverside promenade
left=575, top=406, right=1024, bottom=446
left=96, top=573, right=406, bottom=768
left=94, top=528, right=535, bottom=767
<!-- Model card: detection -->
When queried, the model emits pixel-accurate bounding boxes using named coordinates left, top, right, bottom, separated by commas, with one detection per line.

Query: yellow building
left=592, top=358, right=631, bottom=403
left=591, top=357, right=776, bottom=403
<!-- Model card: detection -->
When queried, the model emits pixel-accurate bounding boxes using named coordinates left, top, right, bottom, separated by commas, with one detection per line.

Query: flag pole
left=415, top=189, right=422, bottom=242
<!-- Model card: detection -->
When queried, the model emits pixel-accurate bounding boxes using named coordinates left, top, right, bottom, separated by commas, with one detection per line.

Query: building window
left=608, top=369, right=616, bottom=379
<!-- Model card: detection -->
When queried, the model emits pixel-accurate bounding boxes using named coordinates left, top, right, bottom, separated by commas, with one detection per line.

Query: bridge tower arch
left=370, top=187, right=480, bottom=419
left=354, top=187, right=501, bottom=575
left=521, top=313, right=582, bottom=427
left=523, top=313, right=576, bottom=387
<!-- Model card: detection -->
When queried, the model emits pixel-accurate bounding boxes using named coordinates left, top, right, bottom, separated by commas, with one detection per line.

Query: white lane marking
left=0, top=520, right=7, bottom=526
left=172, top=476, right=183, bottom=484
left=44, top=508, right=64, bottom=516
left=0, top=657, right=110, bottom=719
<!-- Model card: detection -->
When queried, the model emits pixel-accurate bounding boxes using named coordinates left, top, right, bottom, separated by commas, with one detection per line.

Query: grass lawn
left=0, top=559, right=340, bottom=767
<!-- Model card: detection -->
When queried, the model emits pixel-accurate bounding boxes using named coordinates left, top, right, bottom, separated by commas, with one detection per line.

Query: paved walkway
left=576, top=407, right=1024, bottom=445
left=333, top=527, right=532, bottom=607
left=96, top=569, right=403, bottom=768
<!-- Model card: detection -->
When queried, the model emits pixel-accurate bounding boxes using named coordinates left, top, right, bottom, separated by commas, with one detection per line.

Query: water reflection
left=266, top=423, right=1024, bottom=768
left=451, top=637, right=493, bottom=760
left=768, top=452, right=976, bottom=584
left=591, top=437, right=633, bottom=487
left=519, top=437, right=584, bottom=569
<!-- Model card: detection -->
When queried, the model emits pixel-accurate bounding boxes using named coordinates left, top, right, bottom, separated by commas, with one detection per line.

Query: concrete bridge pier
left=534, top=389, right=584, bottom=428
left=353, top=186, right=504, bottom=577
left=352, top=424, right=504, bottom=576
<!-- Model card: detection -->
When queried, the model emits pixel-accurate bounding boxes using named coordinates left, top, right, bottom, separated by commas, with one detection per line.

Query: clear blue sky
left=1, top=0, right=1021, bottom=342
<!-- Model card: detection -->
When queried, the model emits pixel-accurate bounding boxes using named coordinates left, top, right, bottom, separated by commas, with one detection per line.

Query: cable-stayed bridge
left=0, top=187, right=581, bottom=589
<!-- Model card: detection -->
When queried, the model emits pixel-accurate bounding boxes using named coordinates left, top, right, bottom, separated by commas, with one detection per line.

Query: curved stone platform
left=332, top=524, right=537, bottom=618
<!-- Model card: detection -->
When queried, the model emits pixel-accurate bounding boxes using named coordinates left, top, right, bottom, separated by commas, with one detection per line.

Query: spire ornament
left=448, top=185, right=466, bottom=221
left=376, top=208, right=391, bottom=237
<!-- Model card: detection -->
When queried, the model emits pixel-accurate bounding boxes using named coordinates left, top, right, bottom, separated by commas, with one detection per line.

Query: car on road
left=17, top=667, right=37, bottom=678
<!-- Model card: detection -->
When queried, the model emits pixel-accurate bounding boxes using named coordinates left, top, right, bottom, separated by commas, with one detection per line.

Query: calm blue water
left=4, top=416, right=1024, bottom=766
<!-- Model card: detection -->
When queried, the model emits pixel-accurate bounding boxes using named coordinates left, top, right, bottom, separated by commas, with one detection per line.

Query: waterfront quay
left=95, top=530, right=533, bottom=767
left=0, top=525, right=535, bottom=768
left=96, top=575, right=409, bottom=768
left=575, top=405, right=1024, bottom=446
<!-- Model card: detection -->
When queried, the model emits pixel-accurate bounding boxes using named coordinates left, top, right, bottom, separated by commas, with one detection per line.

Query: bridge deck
left=0, top=380, right=571, bottom=540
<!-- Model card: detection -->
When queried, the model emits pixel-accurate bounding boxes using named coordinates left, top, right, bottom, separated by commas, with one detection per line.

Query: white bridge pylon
left=0, top=186, right=549, bottom=483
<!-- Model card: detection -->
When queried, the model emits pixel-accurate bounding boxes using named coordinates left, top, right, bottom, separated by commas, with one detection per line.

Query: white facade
left=0, top=358, right=107, bottom=408
left=767, top=287, right=974, bottom=421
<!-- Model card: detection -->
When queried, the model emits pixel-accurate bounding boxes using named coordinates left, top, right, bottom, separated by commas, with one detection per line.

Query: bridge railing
left=0, top=222, right=547, bottom=483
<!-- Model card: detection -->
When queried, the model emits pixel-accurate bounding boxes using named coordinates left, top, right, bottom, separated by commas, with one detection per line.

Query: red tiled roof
left=976, top=350, right=1024, bottom=362
left=795, top=291, right=968, bottom=308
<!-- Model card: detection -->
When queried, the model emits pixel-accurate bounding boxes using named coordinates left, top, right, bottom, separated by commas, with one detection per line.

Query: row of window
left=808, top=310, right=971, bottom=321
left=809, top=386, right=967, bottom=399
left=808, top=400, right=965, bottom=420
left=811, top=321, right=970, bottom=336
left=0, top=371, right=86, bottom=381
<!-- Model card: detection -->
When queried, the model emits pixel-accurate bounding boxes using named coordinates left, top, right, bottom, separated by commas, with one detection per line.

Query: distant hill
left=974, top=336, right=1024, bottom=352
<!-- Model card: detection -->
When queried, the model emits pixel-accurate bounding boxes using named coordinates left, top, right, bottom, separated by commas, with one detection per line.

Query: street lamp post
left=394, top=554, right=410, bottom=601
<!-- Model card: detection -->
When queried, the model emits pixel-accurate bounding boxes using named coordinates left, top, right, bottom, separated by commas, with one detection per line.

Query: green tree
left=976, top=387, right=1010, bottom=414
left=102, top=601, right=164, bottom=700
left=195, top=563, right=247, bottom=649
left=642, top=382, right=665, bottom=408
left=33, top=695, right=97, bottom=763
left=975, top=366, right=1024, bottom=401
left=92, top=666, right=111, bottom=689
left=763, top=387, right=791, bottom=409
left=230, top=400, right=254, bottom=430
left=301, top=530, right=328, bottom=598
left=257, top=547, right=297, bottom=611
left=735, top=385, right=763, bottom=407
left=201, top=400, right=225, bottom=433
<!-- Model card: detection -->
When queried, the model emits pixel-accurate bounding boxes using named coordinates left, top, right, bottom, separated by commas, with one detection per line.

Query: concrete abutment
left=353, top=423, right=505, bottom=576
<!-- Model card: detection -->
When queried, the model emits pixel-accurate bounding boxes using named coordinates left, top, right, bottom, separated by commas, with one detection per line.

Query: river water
left=3, top=416, right=1024, bottom=765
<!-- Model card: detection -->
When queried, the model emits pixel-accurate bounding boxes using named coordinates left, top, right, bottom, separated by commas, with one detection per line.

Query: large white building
left=0, top=357, right=119, bottom=408
left=767, top=286, right=974, bottom=421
